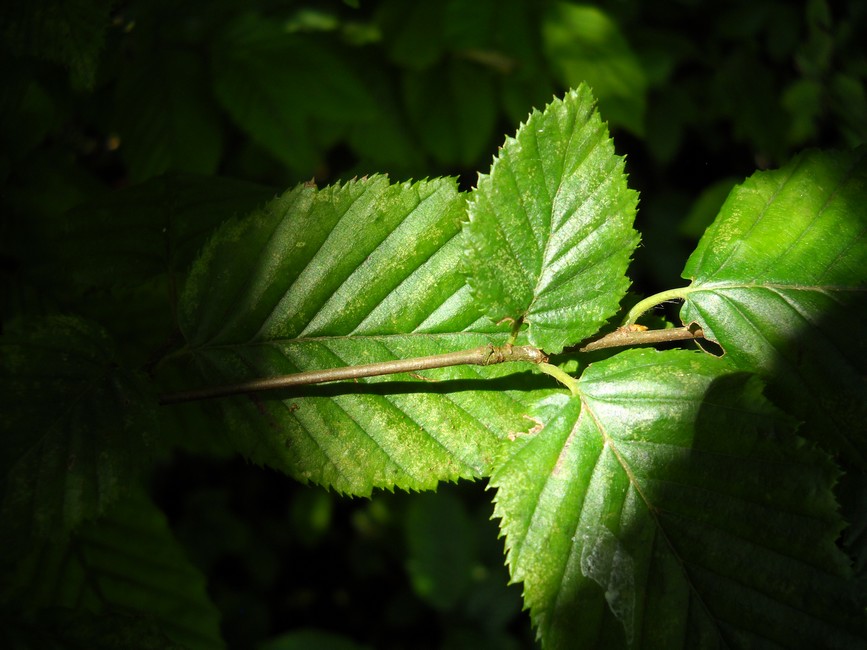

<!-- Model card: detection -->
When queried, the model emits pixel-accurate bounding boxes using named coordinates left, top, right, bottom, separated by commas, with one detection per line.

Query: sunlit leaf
left=463, top=85, right=639, bottom=353
left=166, top=175, right=554, bottom=496
left=493, top=349, right=862, bottom=649
left=680, top=148, right=867, bottom=465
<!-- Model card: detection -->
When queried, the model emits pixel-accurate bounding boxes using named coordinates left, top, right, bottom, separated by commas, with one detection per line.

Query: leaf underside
left=680, top=148, right=867, bottom=465
left=492, top=349, right=862, bottom=649
left=463, top=84, right=639, bottom=354
left=169, top=175, right=558, bottom=496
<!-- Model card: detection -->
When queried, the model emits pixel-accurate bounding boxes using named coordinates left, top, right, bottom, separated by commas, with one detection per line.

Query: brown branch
left=577, top=324, right=704, bottom=353
left=159, top=344, right=547, bottom=405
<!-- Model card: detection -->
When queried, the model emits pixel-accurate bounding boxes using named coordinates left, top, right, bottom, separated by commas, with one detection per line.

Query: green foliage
left=2, top=1, right=867, bottom=648
left=463, top=86, right=639, bottom=353
left=492, top=349, right=858, bottom=648
left=1, top=0, right=113, bottom=89
left=171, top=175, right=538, bottom=494
left=680, top=149, right=867, bottom=465
left=542, top=4, right=647, bottom=136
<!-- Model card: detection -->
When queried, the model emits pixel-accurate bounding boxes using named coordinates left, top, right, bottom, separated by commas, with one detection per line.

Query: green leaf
left=212, top=13, right=376, bottom=175
left=0, top=317, right=157, bottom=555
left=680, top=148, right=867, bottom=465
left=166, top=175, right=552, bottom=496
left=492, top=348, right=863, bottom=649
left=542, top=4, right=647, bottom=136
left=463, top=85, right=639, bottom=353
left=376, top=0, right=446, bottom=70
left=3, top=490, right=223, bottom=650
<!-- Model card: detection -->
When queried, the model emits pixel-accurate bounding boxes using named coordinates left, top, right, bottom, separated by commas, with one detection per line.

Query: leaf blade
left=680, top=148, right=867, bottom=465
left=492, top=349, right=863, bottom=648
left=168, top=176, right=555, bottom=495
left=463, top=85, right=639, bottom=353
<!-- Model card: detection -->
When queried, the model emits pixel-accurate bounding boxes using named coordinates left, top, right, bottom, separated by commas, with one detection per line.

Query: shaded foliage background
left=2, top=0, right=865, bottom=647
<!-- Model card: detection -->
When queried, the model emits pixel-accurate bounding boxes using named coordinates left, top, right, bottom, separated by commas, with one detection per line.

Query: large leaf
left=679, top=148, right=867, bottom=465
left=463, top=85, right=639, bottom=354
left=2, top=490, right=223, bottom=650
left=0, top=317, right=157, bottom=557
left=492, top=349, right=863, bottom=649
left=165, top=175, right=555, bottom=496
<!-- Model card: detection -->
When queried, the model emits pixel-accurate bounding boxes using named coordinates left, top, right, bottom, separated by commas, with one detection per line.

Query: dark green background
left=2, top=0, right=865, bottom=647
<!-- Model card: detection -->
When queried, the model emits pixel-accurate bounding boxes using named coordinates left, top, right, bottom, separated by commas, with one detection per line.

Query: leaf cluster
left=2, top=1, right=867, bottom=649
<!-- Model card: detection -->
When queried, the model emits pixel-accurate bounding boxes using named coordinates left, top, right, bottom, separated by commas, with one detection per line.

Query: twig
left=577, top=324, right=704, bottom=353
left=159, top=344, right=547, bottom=405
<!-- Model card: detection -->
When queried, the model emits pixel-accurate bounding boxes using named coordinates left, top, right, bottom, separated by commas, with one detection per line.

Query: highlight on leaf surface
left=165, top=175, right=556, bottom=496
left=463, top=84, right=639, bottom=354
left=491, top=349, right=862, bottom=649
left=679, top=147, right=867, bottom=465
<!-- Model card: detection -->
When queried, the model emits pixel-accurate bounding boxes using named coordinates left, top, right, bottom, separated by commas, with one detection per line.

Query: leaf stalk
left=623, top=287, right=692, bottom=325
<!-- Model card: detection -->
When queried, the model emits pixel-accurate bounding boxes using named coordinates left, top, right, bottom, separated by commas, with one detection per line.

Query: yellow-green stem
left=623, top=287, right=692, bottom=326
left=538, top=362, right=580, bottom=396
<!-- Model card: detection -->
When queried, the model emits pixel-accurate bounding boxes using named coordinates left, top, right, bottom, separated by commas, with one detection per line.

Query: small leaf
left=0, top=317, right=157, bottom=554
left=166, top=176, right=552, bottom=496
left=680, top=148, right=867, bottom=465
left=464, top=85, right=639, bottom=353
left=492, top=349, right=862, bottom=649
left=2, top=490, right=224, bottom=650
